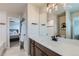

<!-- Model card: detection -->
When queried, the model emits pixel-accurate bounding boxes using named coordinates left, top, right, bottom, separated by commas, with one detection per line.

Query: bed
left=10, top=29, right=19, bottom=41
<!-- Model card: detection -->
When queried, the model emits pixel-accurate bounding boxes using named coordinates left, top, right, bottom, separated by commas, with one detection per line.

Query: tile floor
left=3, top=41, right=28, bottom=56
left=10, top=40, right=19, bottom=47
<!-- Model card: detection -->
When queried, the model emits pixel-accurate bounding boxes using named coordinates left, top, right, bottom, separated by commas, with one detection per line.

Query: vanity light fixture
left=47, top=3, right=71, bottom=13
left=47, top=3, right=60, bottom=13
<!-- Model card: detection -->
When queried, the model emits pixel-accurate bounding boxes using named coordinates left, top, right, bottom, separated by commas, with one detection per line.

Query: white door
left=0, top=12, right=7, bottom=52
left=0, top=24, right=7, bottom=43
left=31, top=19, right=39, bottom=36
left=0, top=12, right=6, bottom=45
left=20, top=19, right=29, bottom=53
left=20, top=20, right=27, bottom=42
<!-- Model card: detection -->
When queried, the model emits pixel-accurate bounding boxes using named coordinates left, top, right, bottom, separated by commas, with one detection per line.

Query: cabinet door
left=0, top=12, right=6, bottom=23
left=31, top=23, right=39, bottom=36
left=35, top=46, right=47, bottom=56
left=35, top=46, right=41, bottom=56
left=0, top=23, right=6, bottom=44
left=30, top=43, right=35, bottom=56
left=30, top=39, right=35, bottom=56
left=40, top=12, right=47, bottom=24
left=0, top=12, right=7, bottom=41
left=1, top=25, right=7, bottom=42
left=39, top=12, right=48, bottom=38
left=29, top=5, right=39, bottom=36
left=0, top=12, right=7, bottom=43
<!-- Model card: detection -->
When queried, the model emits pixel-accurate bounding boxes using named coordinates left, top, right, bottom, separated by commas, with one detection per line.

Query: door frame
left=7, top=17, right=21, bottom=48
left=7, top=17, right=10, bottom=48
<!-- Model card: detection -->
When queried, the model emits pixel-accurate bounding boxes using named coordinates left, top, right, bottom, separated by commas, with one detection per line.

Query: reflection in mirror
left=57, top=13, right=66, bottom=38
left=47, top=3, right=79, bottom=40
left=72, top=16, right=79, bottom=40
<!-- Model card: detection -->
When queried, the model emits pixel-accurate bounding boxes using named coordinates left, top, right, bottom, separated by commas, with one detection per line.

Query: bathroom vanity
left=29, top=38, right=61, bottom=56
left=29, top=35, right=79, bottom=56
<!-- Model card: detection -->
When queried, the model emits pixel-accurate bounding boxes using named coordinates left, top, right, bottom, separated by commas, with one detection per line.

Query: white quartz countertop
left=29, top=35, right=79, bottom=56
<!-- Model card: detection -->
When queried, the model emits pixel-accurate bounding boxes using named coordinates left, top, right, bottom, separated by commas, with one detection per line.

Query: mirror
left=57, top=13, right=66, bottom=38
left=47, top=3, right=79, bottom=40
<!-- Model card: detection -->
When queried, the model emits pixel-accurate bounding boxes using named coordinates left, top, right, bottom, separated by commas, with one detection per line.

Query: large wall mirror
left=71, top=13, right=79, bottom=40
left=47, top=3, right=79, bottom=40
left=56, top=12, right=79, bottom=40
left=57, top=13, right=66, bottom=38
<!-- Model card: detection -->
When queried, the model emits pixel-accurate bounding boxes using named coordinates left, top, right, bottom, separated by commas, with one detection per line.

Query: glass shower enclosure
left=73, top=16, right=79, bottom=40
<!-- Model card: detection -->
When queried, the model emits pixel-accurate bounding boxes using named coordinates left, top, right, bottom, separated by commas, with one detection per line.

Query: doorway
left=9, top=17, right=20, bottom=48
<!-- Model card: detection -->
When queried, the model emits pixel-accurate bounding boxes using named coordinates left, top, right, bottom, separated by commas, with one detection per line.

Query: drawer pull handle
left=0, top=23, right=5, bottom=25
left=41, top=24, right=45, bottom=26
left=32, top=23, right=38, bottom=25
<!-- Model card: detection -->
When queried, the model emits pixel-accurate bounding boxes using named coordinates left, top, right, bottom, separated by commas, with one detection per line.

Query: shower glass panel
left=73, top=16, right=79, bottom=40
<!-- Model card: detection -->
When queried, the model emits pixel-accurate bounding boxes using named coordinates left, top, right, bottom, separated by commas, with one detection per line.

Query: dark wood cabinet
left=35, top=46, right=42, bottom=56
left=29, top=38, right=61, bottom=56
left=29, top=38, right=35, bottom=56
left=35, top=46, right=48, bottom=56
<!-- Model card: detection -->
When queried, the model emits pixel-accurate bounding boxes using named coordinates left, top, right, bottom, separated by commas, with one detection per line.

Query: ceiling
left=0, top=3, right=46, bottom=17
left=0, top=3, right=79, bottom=17
left=0, top=3, right=26, bottom=17
left=32, top=3, right=46, bottom=7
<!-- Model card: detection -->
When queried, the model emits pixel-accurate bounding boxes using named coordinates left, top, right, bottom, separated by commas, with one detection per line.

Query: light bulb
left=47, top=7, right=49, bottom=12
left=49, top=8, right=52, bottom=13
left=55, top=5, right=58, bottom=11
